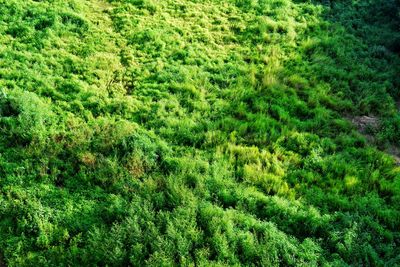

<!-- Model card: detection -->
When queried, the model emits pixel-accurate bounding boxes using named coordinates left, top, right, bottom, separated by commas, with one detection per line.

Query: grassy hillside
left=0, top=0, right=399, bottom=266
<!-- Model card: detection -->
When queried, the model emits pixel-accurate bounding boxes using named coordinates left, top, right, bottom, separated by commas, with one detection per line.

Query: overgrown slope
left=0, top=0, right=399, bottom=266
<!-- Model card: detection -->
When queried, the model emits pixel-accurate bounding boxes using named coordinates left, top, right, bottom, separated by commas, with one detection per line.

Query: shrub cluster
left=0, top=0, right=399, bottom=266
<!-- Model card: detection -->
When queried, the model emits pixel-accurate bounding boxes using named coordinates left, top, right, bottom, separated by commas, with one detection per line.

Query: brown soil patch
left=0, top=253, right=6, bottom=267
left=350, top=115, right=379, bottom=133
left=349, top=115, right=400, bottom=166
left=387, top=146, right=400, bottom=165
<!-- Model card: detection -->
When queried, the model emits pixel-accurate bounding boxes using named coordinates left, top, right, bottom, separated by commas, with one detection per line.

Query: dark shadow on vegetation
left=201, top=0, right=400, bottom=265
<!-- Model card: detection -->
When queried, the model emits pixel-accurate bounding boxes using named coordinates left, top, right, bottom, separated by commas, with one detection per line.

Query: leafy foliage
left=0, top=0, right=399, bottom=266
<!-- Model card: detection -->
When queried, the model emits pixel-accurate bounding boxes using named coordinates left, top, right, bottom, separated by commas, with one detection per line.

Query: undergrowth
left=0, top=0, right=399, bottom=266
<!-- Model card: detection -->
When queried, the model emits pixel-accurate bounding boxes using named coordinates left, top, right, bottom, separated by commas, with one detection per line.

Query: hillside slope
left=0, top=0, right=399, bottom=266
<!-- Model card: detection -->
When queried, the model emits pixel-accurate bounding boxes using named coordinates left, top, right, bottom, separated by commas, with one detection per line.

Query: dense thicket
left=0, top=0, right=399, bottom=266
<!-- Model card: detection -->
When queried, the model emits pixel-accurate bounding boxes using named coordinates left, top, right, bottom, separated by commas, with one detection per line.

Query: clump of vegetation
left=0, top=0, right=399, bottom=265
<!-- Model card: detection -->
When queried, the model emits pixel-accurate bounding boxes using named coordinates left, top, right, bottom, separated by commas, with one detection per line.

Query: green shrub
left=0, top=0, right=399, bottom=265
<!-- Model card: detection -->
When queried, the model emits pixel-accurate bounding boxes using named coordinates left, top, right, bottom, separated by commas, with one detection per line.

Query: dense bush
left=0, top=0, right=399, bottom=266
